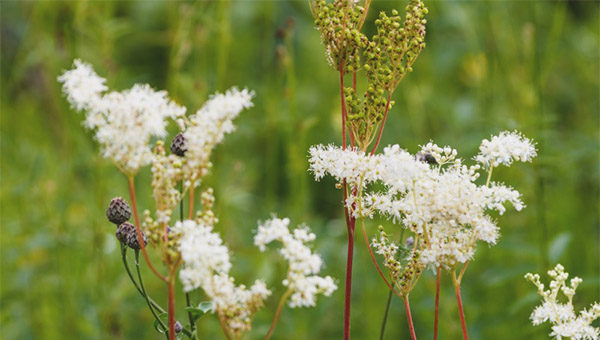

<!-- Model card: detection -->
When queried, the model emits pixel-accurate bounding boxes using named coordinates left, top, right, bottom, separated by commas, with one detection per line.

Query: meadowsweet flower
left=182, top=88, right=254, bottom=187
left=255, top=217, right=337, bottom=308
left=475, top=130, right=537, bottom=168
left=525, top=264, right=600, bottom=339
left=309, top=131, right=536, bottom=269
left=58, top=59, right=186, bottom=175
left=175, top=218, right=271, bottom=338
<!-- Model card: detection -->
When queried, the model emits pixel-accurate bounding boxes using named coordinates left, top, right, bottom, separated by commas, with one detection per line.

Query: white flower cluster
left=308, top=131, right=536, bottom=268
left=175, top=219, right=270, bottom=337
left=182, top=88, right=254, bottom=186
left=475, top=130, right=537, bottom=168
left=58, top=60, right=186, bottom=175
left=525, top=264, right=600, bottom=340
left=255, top=217, right=337, bottom=308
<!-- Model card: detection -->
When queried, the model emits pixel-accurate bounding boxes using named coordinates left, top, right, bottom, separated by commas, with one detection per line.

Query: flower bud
left=106, top=197, right=132, bottom=225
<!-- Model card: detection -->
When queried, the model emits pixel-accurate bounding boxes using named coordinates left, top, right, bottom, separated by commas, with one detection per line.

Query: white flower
left=175, top=219, right=271, bottom=338
left=526, top=264, right=600, bottom=339
left=255, top=217, right=337, bottom=308
left=58, top=60, right=186, bottom=174
left=475, top=130, right=537, bottom=168
left=183, top=87, right=253, bottom=186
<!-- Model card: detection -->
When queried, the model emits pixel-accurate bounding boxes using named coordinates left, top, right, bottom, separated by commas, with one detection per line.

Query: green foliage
left=1, top=1, right=598, bottom=339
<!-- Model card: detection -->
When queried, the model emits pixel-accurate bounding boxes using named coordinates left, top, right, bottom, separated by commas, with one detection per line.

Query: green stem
left=379, top=289, right=393, bottom=340
left=120, top=244, right=166, bottom=314
left=135, top=250, right=169, bottom=339
left=485, top=165, right=494, bottom=187
left=181, top=181, right=196, bottom=334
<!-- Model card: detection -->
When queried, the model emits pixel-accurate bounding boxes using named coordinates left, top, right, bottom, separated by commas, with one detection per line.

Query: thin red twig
left=403, top=295, right=418, bottom=340
left=453, top=276, right=469, bottom=340
left=361, top=222, right=403, bottom=298
left=370, top=93, right=392, bottom=156
left=127, top=177, right=167, bottom=282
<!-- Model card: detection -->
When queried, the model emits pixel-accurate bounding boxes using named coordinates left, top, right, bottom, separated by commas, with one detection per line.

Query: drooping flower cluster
left=58, top=60, right=186, bottom=175
left=175, top=218, right=270, bottom=338
left=525, top=264, right=600, bottom=339
left=255, top=217, right=337, bottom=307
left=309, top=131, right=536, bottom=270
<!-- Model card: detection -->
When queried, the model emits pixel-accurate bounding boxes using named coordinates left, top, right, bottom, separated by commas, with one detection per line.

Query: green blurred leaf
left=185, top=301, right=214, bottom=322
left=548, top=232, right=572, bottom=263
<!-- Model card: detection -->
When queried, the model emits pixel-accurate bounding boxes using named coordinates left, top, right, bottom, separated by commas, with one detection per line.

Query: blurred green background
left=1, top=1, right=598, bottom=339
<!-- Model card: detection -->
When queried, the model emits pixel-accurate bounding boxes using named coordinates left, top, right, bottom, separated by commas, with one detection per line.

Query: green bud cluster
left=311, top=0, right=369, bottom=73
left=312, top=0, right=427, bottom=151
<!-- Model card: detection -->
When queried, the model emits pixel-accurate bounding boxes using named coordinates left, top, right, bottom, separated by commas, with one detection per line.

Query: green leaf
left=185, top=301, right=215, bottom=322
left=548, top=232, right=571, bottom=263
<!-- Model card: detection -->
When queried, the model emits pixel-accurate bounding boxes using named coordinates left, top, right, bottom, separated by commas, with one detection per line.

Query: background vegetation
left=1, top=1, right=598, bottom=339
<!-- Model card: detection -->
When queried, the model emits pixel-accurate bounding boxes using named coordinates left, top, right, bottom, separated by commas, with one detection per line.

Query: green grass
left=1, top=1, right=598, bottom=339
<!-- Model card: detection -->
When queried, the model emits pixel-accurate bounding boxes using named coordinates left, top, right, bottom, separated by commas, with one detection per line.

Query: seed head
left=126, top=229, right=148, bottom=250
left=170, top=133, right=187, bottom=157
left=106, top=197, right=132, bottom=225
left=116, top=222, right=135, bottom=244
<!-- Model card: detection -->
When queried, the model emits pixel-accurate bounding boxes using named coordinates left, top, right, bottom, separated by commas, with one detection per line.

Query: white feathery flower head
left=525, top=264, right=600, bottom=339
left=255, top=217, right=337, bottom=308
left=183, top=87, right=254, bottom=183
left=308, top=145, right=382, bottom=188
left=175, top=219, right=271, bottom=338
left=176, top=219, right=231, bottom=292
left=475, top=130, right=537, bottom=168
left=58, top=60, right=186, bottom=175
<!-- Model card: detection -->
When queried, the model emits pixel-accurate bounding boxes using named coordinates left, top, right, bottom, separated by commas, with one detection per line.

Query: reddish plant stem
left=167, top=277, right=176, bottom=340
left=339, top=67, right=347, bottom=150
left=370, top=93, right=392, bottom=156
left=127, top=177, right=167, bottom=282
left=434, top=267, right=441, bottom=340
left=343, top=216, right=355, bottom=340
left=403, top=295, right=418, bottom=340
left=264, top=289, right=292, bottom=340
left=361, top=222, right=403, bottom=297
left=453, top=275, right=469, bottom=340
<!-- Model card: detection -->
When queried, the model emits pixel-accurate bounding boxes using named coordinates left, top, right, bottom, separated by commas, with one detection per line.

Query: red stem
left=434, top=267, right=441, bottom=340
left=127, top=177, right=167, bottom=282
left=167, top=278, right=176, bottom=340
left=339, top=66, right=347, bottom=150
left=403, top=295, right=418, bottom=340
left=343, top=216, right=355, bottom=340
left=370, top=93, right=392, bottom=156
left=454, top=280, right=469, bottom=340
left=361, top=222, right=403, bottom=297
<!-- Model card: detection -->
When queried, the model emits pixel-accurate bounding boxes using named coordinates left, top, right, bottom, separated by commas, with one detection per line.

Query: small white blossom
left=475, top=130, right=537, bottom=168
left=255, top=217, right=337, bottom=308
left=525, top=264, right=600, bottom=339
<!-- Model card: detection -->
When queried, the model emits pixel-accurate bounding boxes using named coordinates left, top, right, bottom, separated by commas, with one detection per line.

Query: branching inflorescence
left=526, top=265, right=600, bottom=340
left=59, top=60, right=336, bottom=340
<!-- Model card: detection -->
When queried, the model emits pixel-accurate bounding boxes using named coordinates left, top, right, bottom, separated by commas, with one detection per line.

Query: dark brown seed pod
left=116, top=222, right=135, bottom=244
left=106, top=197, right=132, bottom=225
left=126, top=229, right=148, bottom=250
left=170, top=133, right=187, bottom=157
